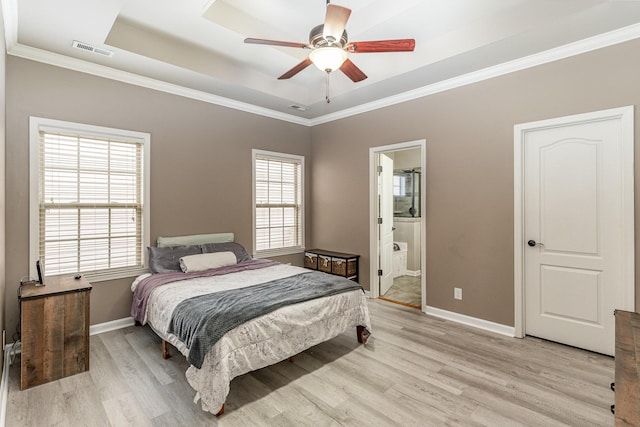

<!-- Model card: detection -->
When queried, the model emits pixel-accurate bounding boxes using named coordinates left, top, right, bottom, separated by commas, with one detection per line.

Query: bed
left=131, top=233, right=372, bottom=416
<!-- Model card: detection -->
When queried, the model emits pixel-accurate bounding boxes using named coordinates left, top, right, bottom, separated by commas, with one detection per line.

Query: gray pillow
left=148, top=245, right=203, bottom=274
left=201, top=242, right=252, bottom=263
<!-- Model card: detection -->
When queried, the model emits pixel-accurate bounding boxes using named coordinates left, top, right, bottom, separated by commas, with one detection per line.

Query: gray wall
left=311, top=39, right=640, bottom=326
left=5, top=57, right=311, bottom=335
left=5, top=38, right=640, bottom=336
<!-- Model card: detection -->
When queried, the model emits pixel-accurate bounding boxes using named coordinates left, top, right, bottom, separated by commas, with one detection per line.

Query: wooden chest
left=20, top=275, right=92, bottom=389
left=303, top=249, right=360, bottom=283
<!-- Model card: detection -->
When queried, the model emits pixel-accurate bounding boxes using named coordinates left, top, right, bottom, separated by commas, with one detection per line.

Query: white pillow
left=179, top=251, right=237, bottom=273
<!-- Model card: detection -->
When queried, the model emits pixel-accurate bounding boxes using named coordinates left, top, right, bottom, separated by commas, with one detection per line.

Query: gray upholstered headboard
left=156, top=232, right=234, bottom=247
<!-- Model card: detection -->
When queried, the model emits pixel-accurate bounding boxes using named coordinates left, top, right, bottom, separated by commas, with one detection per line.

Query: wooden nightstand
left=20, top=275, right=92, bottom=390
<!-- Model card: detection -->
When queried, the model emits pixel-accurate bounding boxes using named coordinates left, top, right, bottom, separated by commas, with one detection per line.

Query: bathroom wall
left=393, top=148, right=421, bottom=171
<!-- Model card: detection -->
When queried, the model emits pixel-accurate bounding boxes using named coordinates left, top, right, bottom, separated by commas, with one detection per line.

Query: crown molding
left=309, top=22, right=640, bottom=126
left=2, top=0, right=640, bottom=127
left=7, top=43, right=311, bottom=126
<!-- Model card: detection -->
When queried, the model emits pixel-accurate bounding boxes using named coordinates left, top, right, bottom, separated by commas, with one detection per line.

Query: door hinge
left=377, top=165, right=383, bottom=174
left=377, top=217, right=382, bottom=224
left=378, top=269, right=383, bottom=276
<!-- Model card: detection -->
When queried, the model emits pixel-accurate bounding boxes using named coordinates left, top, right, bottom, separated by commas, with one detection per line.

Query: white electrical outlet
left=454, top=287, right=463, bottom=300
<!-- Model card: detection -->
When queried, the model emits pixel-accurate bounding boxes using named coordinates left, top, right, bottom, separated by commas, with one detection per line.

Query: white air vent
left=289, top=105, right=307, bottom=112
left=72, top=40, right=114, bottom=57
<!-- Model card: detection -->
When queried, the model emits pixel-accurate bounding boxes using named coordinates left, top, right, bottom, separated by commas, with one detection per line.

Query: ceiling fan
left=244, top=1, right=415, bottom=100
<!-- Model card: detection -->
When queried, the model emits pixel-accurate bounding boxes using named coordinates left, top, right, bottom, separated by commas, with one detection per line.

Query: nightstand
left=20, top=275, right=92, bottom=390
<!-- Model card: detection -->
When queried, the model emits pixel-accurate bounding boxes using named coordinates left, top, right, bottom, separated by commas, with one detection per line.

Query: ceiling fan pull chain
left=326, top=71, right=331, bottom=103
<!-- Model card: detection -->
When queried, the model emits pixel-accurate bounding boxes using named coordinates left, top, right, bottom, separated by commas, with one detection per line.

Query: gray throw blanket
left=168, top=270, right=362, bottom=369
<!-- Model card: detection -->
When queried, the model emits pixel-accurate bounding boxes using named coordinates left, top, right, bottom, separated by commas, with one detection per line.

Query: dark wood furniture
left=20, top=275, right=92, bottom=390
left=613, top=309, right=640, bottom=426
left=304, top=249, right=360, bottom=282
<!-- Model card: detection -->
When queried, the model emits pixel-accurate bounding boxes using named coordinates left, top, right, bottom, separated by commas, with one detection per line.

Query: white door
left=520, top=107, right=634, bottom=356
left=379, top=153, right=394, bottom=295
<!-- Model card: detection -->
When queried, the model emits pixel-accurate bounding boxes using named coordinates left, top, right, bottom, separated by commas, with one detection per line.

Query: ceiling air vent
left=72, top=40, right=114, bottom=57
left=289, top=105, right=307, bottom=112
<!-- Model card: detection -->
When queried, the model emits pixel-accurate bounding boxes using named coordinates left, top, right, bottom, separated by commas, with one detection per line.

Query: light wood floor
left=6, top=299, right=615, bottom=426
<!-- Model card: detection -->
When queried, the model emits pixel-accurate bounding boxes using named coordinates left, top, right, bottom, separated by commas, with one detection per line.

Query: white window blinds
left=253, top=150, right=304, bottom=255
left=31, top=117, right=150, bottom=281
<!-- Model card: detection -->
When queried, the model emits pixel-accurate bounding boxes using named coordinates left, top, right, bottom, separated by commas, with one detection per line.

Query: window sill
left=83, top=266, right=149, bottom=283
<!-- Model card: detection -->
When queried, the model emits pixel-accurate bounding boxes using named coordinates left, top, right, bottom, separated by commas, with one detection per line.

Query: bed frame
left=156, top=325, right=371, bottom=417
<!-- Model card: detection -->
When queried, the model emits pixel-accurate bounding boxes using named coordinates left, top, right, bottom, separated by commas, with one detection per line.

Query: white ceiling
left=6, top=0, right=640, bottom=124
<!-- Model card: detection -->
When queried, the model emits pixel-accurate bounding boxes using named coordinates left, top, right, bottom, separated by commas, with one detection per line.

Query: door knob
left=527, top=240, right=544, bottom=247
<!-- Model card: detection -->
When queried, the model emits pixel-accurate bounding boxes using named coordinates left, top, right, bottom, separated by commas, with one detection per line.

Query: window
left=30, top=117, right=150, bottom=282
left=393, top=175, right=405, bottom=196
left=252, top=149, right=304, bottom=257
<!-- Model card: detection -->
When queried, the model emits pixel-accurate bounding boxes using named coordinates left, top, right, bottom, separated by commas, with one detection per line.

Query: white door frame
left=513, top=106, right=635, bottom=338
left=379, top=153, right=395, bottom=295
left=369, top=139, right=427, bottom=310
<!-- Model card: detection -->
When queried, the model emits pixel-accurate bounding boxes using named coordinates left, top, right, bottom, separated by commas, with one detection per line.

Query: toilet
left=392, top=242, right=408, bottom=278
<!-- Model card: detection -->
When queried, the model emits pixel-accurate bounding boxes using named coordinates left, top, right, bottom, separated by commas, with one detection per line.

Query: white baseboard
left=425, top=306, right=515, bottom=337
left=0, top=343, right=13, bottom=427
left=405, top=269, right=421, bottom=277
left=89, top=317, right=135, bottom=336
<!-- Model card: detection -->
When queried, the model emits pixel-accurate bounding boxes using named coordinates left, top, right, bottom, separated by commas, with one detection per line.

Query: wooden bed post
left=357, top=326, right=371, bottom=344
left=162, top=340, right=171, bottom=359
left=216, top=404, right=225, bottom=416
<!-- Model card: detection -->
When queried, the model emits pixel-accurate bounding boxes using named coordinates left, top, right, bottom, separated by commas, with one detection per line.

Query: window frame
left=29, top=117, right=151, bottom=282
left=251, top=149, right=305, bottom=258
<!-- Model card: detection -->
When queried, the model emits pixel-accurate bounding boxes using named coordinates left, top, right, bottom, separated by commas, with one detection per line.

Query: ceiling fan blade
left=323, top=4, right=351, bottom=45
left=340, top=58, right=367, bottom=82
left=245, top=38, right=309, bottom=49
left=278, top=58, right=313, bottom=80
left=347, top=39, right=416, bottom=53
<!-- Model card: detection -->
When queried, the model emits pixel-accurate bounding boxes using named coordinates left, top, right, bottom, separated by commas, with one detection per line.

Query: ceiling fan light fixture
left=309, top=47, right=347, bottom=72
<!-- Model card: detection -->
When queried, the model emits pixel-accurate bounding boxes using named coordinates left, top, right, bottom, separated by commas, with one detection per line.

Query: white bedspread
left=135, top=264, right=372, bottom=415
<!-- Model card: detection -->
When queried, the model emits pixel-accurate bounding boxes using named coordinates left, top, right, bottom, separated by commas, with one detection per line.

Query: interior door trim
left=369, top=139, right=427, bottom=311
left=513, top=106, right=635, bottom=338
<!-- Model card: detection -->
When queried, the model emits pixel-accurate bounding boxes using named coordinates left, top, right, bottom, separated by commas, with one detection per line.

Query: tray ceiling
left=7, top=0, right=640, bottom=123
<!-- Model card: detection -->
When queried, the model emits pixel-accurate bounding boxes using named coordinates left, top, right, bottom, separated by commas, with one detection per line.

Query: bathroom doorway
left=369, top=140, right=426, bottom=310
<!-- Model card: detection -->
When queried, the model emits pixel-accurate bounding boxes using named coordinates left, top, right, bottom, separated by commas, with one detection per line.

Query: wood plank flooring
left=5, top=299, right=615, bottom=426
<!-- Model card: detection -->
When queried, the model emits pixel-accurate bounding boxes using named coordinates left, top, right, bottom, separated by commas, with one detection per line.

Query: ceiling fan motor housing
left=309, top=24, right=348, bottom=48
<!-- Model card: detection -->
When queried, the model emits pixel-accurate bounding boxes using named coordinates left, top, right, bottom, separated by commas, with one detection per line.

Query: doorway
left=369, top=140, right=426, bottom=310
left=514, top=106, right=634, bottom=356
